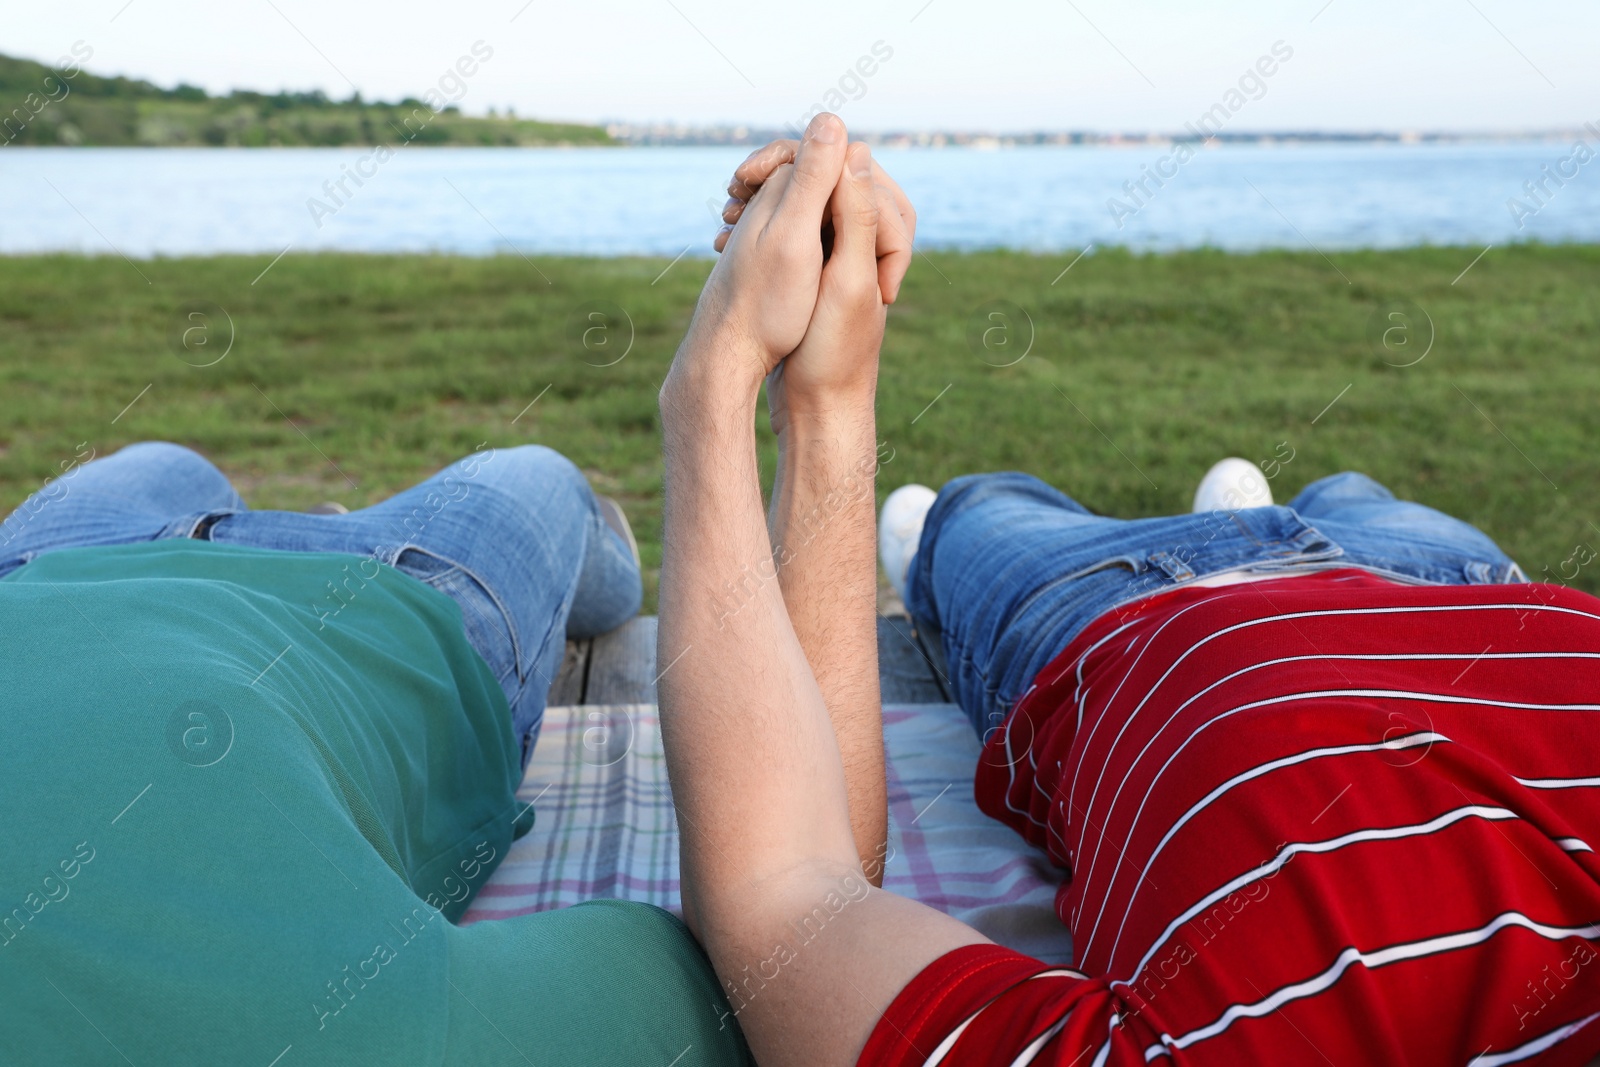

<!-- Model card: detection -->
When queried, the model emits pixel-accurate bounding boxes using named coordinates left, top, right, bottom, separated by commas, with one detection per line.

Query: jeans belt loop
left=1147, top=550, right=1197, bottom=582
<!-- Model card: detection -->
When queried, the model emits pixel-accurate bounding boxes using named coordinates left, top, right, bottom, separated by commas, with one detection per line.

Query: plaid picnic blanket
left=463, top=703, right=1074, bottom=964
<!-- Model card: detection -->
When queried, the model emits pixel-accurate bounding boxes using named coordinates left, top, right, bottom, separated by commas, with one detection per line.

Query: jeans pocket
left=393, top=546, right=522, bottom=689
left=0, top=550, right=37, bottom=579
left=1009, top=553, right=1147, bottom=623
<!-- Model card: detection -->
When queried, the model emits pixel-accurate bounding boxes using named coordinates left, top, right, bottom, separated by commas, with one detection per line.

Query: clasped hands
left=662, top=113, right=917, bottom=433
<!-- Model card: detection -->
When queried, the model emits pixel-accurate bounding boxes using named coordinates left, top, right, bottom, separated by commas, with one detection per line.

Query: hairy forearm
left=661, top=357, right=965, bottom=1067
left=767, top=401, right=888, bottom=883
left=657, top=356, right=862, bottom=930
left=655, top=134, right=990, bottom=1067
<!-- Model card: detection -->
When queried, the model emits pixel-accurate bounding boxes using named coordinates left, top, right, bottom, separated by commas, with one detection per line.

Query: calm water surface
left=3, top=141, right=1597, bottom=258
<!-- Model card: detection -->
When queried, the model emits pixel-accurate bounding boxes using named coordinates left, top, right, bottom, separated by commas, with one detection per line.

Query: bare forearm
left=657, top=359, right=861, bottom=916
left=661, top=349, right=969, bottom=1067
left=767, top=402, right=888, bottom=882
left=657, top=126, right=991, bottom=1067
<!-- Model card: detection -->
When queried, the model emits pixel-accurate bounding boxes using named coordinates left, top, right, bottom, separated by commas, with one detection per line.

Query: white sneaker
left=1193, top=457, right=1274, bottom=514
left=879, top=484, right=937, bottom=601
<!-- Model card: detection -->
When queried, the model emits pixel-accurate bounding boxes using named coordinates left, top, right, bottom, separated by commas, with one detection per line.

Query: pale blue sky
left=7, top=0, right=1598, bottom=132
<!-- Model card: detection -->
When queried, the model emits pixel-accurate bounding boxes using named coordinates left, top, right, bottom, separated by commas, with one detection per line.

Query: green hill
left=0, top=48, right=612, bottom=147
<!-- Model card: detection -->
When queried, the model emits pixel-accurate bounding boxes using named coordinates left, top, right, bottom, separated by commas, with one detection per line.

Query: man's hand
left=665, top=112, right=899, bottom=888
left=716, top=137, right=917, bottom=306
left=700, top=121, right=900, bottom=881
left=671, top=113, right=852, bottom=402
left=768, top=139, right=887, bottom=432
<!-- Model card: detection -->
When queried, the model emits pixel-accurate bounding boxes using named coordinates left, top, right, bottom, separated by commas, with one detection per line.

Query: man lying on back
left=657, top=113, right=1600, bottom=1066
left=0, top=439, right=751, bottom=1062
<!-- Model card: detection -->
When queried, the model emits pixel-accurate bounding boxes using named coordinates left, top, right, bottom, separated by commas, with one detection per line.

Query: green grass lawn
left=2, top=245, right=1597, bottom=608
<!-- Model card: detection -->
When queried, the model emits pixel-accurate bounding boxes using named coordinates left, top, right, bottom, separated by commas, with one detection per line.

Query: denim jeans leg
left=566, top=501, right=644, bottom=640
left=909, top=468, right=1528, bottom=743
left=905, top=472, right=1127, bottom=738
left=905, top=473, right=1355, bottom=738
left=203, top=445, right=642, bottom=763
left=1287, top=472, right=1526, bottom=585
left=0, top=441, right=246, bottom=578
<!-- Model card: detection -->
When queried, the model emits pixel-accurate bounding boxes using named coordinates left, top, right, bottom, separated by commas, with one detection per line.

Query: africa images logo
left=166, top=699, right=235, bottom=768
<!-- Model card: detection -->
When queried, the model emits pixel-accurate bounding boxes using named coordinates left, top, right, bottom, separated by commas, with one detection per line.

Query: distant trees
left=0, top=50, right=612, bottom=148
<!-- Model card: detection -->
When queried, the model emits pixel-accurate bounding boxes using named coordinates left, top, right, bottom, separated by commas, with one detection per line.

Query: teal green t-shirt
left=0, top=541, right=749, bottom=1066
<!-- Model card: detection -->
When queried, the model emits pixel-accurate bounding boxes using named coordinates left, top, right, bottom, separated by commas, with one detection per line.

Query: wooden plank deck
left=548, top=614, right=952, bottom=707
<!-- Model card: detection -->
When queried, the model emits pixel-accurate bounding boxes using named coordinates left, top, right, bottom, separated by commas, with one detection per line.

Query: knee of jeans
left=1293, top=471, right=1395, bottom=511
left=473, top=446, right=587, bottom=501
left=461, top=443, right=580, bottom=510
left=115, top=441, right=214, bottom=473
left=113, top=442, right=237, bottom=499
left=941, top=471, right=1093, bottom=520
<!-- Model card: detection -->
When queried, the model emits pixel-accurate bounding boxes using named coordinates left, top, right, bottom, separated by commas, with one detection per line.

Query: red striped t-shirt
left=863, top=570, right=1600, bottom=1066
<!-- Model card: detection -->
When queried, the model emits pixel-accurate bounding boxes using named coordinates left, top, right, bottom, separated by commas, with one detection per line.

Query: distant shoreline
left=601, top=125, right=1600, bottom=149
left=5, top=131, right=1591, bottom=150
left=6, top=48, right=1593, bottom=151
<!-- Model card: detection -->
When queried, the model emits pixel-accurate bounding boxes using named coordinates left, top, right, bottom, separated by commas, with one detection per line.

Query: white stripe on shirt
left=1145, top=914, right=1600, bottom=1057
left=1086, top=729, right=1448, bottom=966
left=1077, top=650, right=1600, bottom=939
left=1470, top=1011, right=1600, bottom=1065
left=1516, top=775, right=1600, bottom=790
left=1066, top=602, right=1600, bottom=865
left=1115, top=805, right=1521, bottom=989
left=1080, top=685, right=1600, bottom=970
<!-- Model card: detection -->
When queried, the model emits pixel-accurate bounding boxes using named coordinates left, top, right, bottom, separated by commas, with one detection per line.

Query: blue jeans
left=904, top=471, right=1527, bottom=740
left=0, top=441, right=641, bottom=765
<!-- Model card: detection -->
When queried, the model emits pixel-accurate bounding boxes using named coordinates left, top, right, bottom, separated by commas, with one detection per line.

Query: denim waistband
left=926, top=498, right=1525, bottom=739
